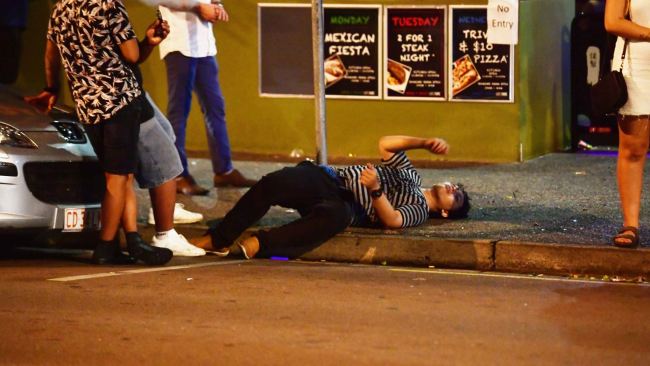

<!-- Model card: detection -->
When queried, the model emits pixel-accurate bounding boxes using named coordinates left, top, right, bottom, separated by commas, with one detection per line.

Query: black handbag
left=590, top=40, right=629, bottom=118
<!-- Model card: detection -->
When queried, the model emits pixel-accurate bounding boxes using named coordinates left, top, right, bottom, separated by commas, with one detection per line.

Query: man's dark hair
left=446, top=184, right=470, bottom=219
left=428, top=183, right=471, bottom=219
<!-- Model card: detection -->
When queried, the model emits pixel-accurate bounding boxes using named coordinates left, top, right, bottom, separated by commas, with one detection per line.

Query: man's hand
left=214, top=4, right=229, bottom=21
left=145, top=19, right=169, bottom=46
left=24, top=91, right=58, bottom=113
left=197, top=3, right=229, bottom=22
left=139, top=18, right=170, bottom=63
left=423, top=138, right=449, bottom=155
left=359, top=163, right=381, bottom=191
left=360, top=162, right=403, bottom=228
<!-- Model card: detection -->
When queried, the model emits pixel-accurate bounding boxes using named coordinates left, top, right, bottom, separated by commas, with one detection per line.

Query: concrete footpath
left=137, top=152, right=650, bottom=279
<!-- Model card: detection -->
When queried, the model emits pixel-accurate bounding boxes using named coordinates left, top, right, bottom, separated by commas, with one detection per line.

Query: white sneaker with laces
left=148, top=203, right=204, bottom=225
left=151, top=230, right=206, bottom=257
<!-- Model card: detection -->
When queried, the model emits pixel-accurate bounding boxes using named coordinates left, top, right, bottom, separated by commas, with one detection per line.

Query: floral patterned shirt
left=47, top=0, right=141, bottom=125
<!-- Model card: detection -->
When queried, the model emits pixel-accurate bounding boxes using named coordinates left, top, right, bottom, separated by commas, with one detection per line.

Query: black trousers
left=211, top=161, right=353, bottom=251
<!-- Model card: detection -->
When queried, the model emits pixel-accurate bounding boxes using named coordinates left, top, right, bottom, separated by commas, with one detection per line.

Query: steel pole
left=311, top=0, right=327, bottom=164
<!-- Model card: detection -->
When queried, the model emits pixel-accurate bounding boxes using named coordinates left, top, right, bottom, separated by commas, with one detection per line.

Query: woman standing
left=605, top=0, right=650, bottom=247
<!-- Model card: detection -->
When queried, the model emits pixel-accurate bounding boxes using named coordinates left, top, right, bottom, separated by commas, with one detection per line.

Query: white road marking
left=389, top=268, right=650, bottom=286
left=282, top=260, right=649, bottom=286
left=281, top=260, right=649, bottom=286
left=48, top=260, right=246, bottom=282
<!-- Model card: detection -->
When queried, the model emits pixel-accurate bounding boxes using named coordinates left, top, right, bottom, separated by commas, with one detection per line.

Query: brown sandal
left=613, top=226, right=639, bottom=248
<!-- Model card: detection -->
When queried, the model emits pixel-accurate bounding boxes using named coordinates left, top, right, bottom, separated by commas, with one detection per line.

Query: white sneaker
left=148, top=203, right=204, bottom=225
left=151, top=230, right=206, bottom=257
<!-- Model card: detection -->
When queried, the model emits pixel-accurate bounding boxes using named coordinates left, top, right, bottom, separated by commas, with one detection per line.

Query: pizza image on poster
left=448, top=6, right=514, bottom=102
left=452, top=54, right=481, bottom=96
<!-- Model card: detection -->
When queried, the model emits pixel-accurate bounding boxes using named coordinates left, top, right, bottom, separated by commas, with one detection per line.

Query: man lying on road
left=191, top=135, right=471, bottom=258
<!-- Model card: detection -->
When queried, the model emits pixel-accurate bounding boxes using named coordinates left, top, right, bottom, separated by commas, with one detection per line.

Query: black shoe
left=92, top=240, right=137, bottom=265
left=126, top=232, right=173, bottom=265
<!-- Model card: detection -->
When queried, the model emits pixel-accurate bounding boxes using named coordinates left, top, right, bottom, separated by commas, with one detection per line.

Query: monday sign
left=324, top=5, right=382, bottom=99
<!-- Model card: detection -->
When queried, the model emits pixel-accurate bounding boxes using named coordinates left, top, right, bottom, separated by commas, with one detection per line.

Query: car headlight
left=52, top=120, right=87, bottom=144
left=0, top=122, right=38, bottom=149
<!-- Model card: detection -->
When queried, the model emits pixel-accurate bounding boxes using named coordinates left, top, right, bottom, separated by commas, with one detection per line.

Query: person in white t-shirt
left=154, top=0, right=256, bottom=195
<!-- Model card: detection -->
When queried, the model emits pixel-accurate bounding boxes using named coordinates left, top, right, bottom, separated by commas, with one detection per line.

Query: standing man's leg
left=137, top=119, right=177, bottom=232
left=142, top=93, right=203, bottom=226
left=86, top=103, right=172, bottom=265
left=149, top=180, right=175, bottom=231
left=120, top=173, right=138, bottom=235
left=135, top=104, right=206, bottom=257
left=147, top=180, right=205, bottom=256
left=101, top=173, right=131, bottom=242
left=164, top=52, right=209, bottom=195
left=194, top=56, right=255, bottom=187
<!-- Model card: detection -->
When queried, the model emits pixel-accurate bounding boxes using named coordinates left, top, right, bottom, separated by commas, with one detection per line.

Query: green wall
left=16, top=0, right=573, bottom=163
left=518, top=0, right=574, bottom=159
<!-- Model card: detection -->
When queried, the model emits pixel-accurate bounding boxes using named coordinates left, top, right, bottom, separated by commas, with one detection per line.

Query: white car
left=0, top=86, right=102, bottom=243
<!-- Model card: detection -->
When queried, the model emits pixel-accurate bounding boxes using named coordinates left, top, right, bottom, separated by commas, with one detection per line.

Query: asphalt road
left=1, top=248, right=649, bottom=365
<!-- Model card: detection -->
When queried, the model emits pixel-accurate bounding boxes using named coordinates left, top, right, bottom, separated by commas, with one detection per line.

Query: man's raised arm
left=378, top=135, right=449, bottom=161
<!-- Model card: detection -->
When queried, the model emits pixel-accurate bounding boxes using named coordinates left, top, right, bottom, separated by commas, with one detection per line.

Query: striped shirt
left=335, top=151, right=429, bottom=228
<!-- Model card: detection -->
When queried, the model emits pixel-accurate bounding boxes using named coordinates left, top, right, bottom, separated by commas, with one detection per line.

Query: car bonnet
left=0, top=87, right=58, bottom=133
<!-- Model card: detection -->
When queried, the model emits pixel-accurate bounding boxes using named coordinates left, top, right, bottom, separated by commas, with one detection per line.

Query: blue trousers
left=164, top=52, right=233, bottom=176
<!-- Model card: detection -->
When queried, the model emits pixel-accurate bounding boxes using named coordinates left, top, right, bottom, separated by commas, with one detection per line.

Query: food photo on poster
left=452, top=54, right=481, bottom=96
left=384, top=7, right=446, bottom=100
left=449, top=6, right=514, bottom=102
left=386, top=58, right=412, bottom=94
left=324, top=54, right=347, bottom=87
left=323, top=5, right=381, bottom=99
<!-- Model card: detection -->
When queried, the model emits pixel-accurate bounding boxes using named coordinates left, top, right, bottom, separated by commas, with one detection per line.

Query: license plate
left=63, top=208, right=101, bottom=232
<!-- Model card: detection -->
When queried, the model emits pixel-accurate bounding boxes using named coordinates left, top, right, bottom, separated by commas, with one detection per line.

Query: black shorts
left=85, top=98, right=142, bottom=175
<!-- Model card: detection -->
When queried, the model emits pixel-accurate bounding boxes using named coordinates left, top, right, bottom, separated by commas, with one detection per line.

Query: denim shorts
left=135, top=94, right=183, bottom=189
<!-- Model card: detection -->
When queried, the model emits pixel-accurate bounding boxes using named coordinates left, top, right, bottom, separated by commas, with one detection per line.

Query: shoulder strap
left=619, top=39, right=628, bottom=71
left=619, top=0, right=631, bottom=71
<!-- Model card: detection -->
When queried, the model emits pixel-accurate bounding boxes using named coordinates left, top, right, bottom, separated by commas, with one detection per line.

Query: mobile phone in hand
left=154, top=10, right=164, bottom=37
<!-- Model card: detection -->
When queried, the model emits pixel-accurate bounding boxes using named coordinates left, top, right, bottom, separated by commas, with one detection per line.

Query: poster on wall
left=323, top=5, right=382, bottom=99
left=448, top=6, right=514, bottom=102
left=384, top=6, right=446, bottom=100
